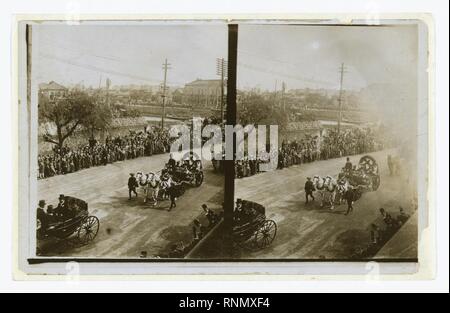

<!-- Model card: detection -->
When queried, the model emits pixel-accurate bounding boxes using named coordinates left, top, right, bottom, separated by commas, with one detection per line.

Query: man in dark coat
left=304, top=177, right=315, bottom=204
left=167, top=181, right=182, bottom=211
left=344, top=157, right=353, bottom=172
left=167, top=153, right=177, bottom=171
left=54, top=194, right=75, bottom=219
left=128, top=173, right=138, bottom=200
left=37, top=200, right=49, bottom=231
left=344, top=188, right=355, bottom=215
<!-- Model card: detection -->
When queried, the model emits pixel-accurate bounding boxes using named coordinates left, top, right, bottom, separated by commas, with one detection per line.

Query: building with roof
left=183, top=79, right=227, bottom=109
left=38, top=81, right=68, bottom=100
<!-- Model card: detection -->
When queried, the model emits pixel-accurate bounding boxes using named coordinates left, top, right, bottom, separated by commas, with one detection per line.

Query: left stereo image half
left=20, top=21, right=230, bottom=261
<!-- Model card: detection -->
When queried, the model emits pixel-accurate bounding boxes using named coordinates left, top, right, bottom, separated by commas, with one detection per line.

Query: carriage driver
left=234, top=199, right=244, bottom=222
left=167, top=153, right=177, bottom=171
left=344, top=157, right=353, bottom=172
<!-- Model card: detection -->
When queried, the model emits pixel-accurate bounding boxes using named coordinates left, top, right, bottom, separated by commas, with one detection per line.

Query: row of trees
left=39, top=91, right=113, bottom=154
left=237, top=93, right=290, bottom=132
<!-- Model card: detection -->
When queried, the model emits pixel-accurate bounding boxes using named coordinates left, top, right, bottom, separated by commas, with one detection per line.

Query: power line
left=238, top=49, right=338, bottom=73
left=238, top=62, right=338, bottom=87
left=39, top=52, right=185, bottom=86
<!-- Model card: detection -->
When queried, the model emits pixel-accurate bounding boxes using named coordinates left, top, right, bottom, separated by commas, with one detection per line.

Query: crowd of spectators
left=236, top=127, right=382, bottom=179
left=38, top=127, right=172, bottom=179
left=352, top=206, right=412, bottom=259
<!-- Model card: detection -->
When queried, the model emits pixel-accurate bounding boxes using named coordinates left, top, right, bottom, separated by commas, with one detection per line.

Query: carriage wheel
left=77, top=216, right=100, bottom=245
left=359, top=155, right=379, bottom=174
left=254, top=220, right=277, bottom=249
left=195, top=172, right=204, bottom=187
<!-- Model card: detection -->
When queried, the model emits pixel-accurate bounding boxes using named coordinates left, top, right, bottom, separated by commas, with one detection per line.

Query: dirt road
left=190, top=149, right=417, bottom=260
left=37, top=154, right=224, bottom=258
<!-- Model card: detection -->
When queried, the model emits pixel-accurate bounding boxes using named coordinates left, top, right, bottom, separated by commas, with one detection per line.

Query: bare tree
left=38, top=91, right=102, bottom=152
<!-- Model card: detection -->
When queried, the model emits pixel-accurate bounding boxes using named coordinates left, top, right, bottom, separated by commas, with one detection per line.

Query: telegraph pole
left=281, top=81, right=286, bottom=112
left=216, top=58, right=227, bottom=123
left=161, top=58, right=171, bottom=129
left=337, top=63, right=347, bottom=135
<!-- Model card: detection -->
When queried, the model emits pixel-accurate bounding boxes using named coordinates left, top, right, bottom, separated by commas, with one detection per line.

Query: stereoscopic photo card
left=14, top=17, right=432, bottom=276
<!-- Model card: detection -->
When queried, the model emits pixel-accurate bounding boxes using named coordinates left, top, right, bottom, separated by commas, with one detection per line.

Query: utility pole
left=216, top=58, right=227, bottom=123
left=105, top=77, right=111, bottom=108
left=281, top=81, right=286, bottom=112
left=161, top=58, right=171, bottom=129
left=223, top=24, right=238, bottom=258
left=274, top=80, right=278, bottom=103
left=337, top=63, right=347, bottom=135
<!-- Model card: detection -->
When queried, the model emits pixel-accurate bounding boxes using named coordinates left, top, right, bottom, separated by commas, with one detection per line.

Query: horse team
left=311, top=175, right=349, bottom=210
left=135, top=171, right=173, bottom=206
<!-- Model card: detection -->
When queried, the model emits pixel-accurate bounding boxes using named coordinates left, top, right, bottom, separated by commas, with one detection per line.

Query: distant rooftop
left=185, top=79, right=227, bottom=87
left=39, top=81, right=67, bottom=91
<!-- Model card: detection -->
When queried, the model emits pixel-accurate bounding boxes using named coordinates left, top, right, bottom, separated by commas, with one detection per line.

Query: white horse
left=323, top=175, right=339, bottom=210
left=146, top=172, right=161, bottom=205
left=313, top=175, right=339, bottom=210
left=136, top=172, right=150, bottom=203
left=312, top=175, right=327, bottom=207
left=136, top=172, right=164, bottom=205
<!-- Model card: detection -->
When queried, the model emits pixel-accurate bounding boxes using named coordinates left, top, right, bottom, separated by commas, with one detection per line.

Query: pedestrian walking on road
left=305, top=177, right=315, bottom=204
left=344, top=188, right=355, bottom=215
left=387, top=155, right=394, bottom=176
left=167, top=181, right=182, bottom=211
left=128, top=173, right=138, bottom=200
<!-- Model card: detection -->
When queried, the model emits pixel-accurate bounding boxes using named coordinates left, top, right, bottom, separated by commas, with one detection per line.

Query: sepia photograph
left=233, top=23, right=424, bottom=260
left=30, top=22, right=228, bottom=259
left=190, top=22, right=427, bottom=261
left=18, top=19, right=429, bottom=267
left=3, top=0, right=448, bottom=296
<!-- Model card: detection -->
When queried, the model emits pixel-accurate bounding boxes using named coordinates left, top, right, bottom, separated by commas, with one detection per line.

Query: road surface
left=191, top=149, right=418, bottom=260
left=37, top=154, right=224, bottom=258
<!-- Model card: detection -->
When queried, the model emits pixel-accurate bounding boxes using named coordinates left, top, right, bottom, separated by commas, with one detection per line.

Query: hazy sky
left=33, top=22, right=418, bottom=92
left=33, top=23, right=228, bottom=88
left=237, top=24, right=418, bottom=91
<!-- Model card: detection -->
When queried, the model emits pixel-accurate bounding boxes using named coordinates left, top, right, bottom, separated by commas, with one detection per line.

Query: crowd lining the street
left=38, top=127, right=172, bottom=179
left=236, top=127, right=382, bottom=178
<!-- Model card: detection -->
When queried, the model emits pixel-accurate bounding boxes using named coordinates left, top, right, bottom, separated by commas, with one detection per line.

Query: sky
left=32, top=22, right=424, bottom=151
left=237, top=24, right=419, bottom=91
left=33, top=22, right=418, bottom=93
left=33, top=22, right=228, bottom=88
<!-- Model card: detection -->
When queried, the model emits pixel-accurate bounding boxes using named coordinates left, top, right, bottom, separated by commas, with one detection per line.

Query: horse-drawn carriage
left=338, top=155, right=381, bottom=201
left=312, top=155, right=381, bottom=209
left=136, top=157, right=204, bottom=205
left=232, top=200, right=277, bottom=250
left=37, top=196, right=100, bottom=254
left=170, top=159, right=204, bottom=187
